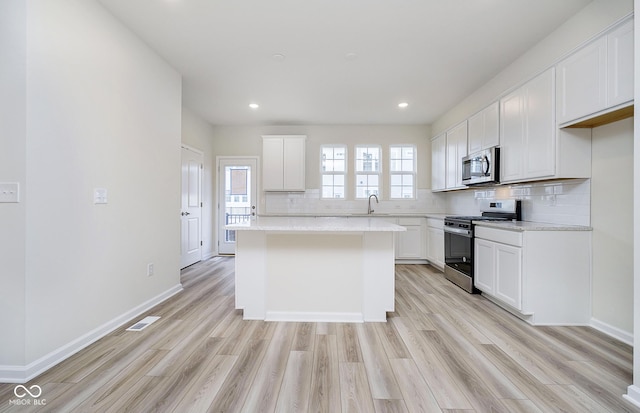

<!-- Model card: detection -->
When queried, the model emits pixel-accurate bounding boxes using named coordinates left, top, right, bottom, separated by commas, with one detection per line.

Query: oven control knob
left=463, top=257, right=467, bottom=262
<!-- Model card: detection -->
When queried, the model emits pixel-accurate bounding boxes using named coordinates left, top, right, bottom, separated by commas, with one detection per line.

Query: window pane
left=322, top=175, right=334, bottom=185
left=334, top=175, right=345, bottom=185
left=334, top=160, right=345, bottom=172
left=402, top=146, right=414, bottom=158
left=402, top=159, right=414, bottom=172
left=390, top=159, right=401, bottom=172
left=356, top=146, right=380, bottom=172
left=391, top=175, right=402, bottom=185
left=390, top=187, right=402, bottom=198
left=403, top=174, right=413, bottom=185
left=322, top=147, right=334, bottom=159
left=390, top=146, right=402, bottom=159
left=369, top=175, right=379, bottom=186
left=322, top=187, right=334, bottom=198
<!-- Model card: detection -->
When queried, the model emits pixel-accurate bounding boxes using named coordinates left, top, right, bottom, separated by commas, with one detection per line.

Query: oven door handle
left=443, top=227, right=472, bottom=237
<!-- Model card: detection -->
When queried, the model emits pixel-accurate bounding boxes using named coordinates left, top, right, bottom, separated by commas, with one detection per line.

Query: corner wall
left=182, top=108, right=216, bottom=259
left=0, top=0, right=27, bottom=368
left=591, top=118, right=634, bottom=339
left=626, top=0, right=640, bottom=406
left=16, top=0, right=182, bottom=375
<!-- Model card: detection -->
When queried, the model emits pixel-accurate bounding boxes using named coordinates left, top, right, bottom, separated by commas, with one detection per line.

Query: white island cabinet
left=228, top=217, right=405, bottom=323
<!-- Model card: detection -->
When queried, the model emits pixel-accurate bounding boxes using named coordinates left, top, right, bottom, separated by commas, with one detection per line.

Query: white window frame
left=355, top=145, right=382, bottom=199
left=389, top=145, right=416, bottom=199
left=320, top=145, right=347, bottom=199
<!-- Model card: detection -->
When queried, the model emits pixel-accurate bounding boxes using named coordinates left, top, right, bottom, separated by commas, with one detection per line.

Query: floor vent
left=126, top=316, right=160, bottom=332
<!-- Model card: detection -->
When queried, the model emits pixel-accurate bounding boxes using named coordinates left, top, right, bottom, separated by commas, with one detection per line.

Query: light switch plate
left=0, top=182, right=20, bottom=203
left=94, top=188, right=108, bottom=204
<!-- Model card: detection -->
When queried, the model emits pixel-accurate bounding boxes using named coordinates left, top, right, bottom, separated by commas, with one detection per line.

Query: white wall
left=631, top=0, right=640, bottom=405
left=432, top=0, right=634, bottom=136
left=591, top=118, right=634, bottom=336
left=10, top=0, right=182, bottom=373
left=182, top=108, right=216, bottom=259
left=0, top=0, right=27, bottom=367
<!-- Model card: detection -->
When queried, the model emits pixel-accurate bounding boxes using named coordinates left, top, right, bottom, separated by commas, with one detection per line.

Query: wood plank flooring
left=1, top=257, right=638, bottom=412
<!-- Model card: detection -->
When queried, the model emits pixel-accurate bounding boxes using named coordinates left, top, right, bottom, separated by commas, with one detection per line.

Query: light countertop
left=259, top=213, right=444, bottom=219
left=227, top=216, right=406, bottom=232
left=474, top=220, right=592, bottom=231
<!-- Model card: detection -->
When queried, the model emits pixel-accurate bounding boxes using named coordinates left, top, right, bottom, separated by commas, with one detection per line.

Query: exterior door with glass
left=218, top=157, right=258, bottom=255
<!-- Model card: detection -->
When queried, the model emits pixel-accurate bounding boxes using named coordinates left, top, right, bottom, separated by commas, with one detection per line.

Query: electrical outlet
left=147, top=263, right=154, bottom=277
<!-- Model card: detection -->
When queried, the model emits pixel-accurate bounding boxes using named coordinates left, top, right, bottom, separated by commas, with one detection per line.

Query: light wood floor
left=1, top=257, right=638, bottom=412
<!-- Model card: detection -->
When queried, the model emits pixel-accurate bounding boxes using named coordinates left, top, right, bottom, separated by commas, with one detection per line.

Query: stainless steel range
left=443, top=200, right=521, bottom=293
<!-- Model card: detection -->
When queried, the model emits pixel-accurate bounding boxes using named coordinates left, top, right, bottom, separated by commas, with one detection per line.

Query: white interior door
left=181, top=146, right=203, bottom=268
left=218, top=157, right=258, bottom=255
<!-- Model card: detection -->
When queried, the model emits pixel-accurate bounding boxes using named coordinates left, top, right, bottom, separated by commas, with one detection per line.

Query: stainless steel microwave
left=461, top=147, right=499, bottom=186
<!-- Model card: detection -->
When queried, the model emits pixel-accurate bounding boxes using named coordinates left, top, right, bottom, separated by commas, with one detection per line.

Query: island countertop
left=227, top=216, right=406, bottom=232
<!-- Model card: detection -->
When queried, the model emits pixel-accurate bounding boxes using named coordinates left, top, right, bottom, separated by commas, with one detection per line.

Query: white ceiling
left=97, top=0, right=592, bottom=126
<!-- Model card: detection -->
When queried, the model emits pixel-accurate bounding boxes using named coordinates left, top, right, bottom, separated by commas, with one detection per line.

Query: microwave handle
left=482, top=155, right=490, bottom=175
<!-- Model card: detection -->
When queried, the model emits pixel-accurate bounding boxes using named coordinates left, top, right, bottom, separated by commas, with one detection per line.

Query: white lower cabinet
left=395, top=217, right=426, bottom=260
left=493, top=242, right=522, bottom=310
left=426, top=218, right=444, bottom=269
left=474, top=225, right=591, bottom=325
left=474, top=238, right=497, bottom=294
left=474, top=236, right=522, bottom=310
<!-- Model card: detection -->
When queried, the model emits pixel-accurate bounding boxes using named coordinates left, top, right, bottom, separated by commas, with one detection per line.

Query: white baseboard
left=590, top=317, right=633, bottom=346
left=202, top=251, right=215, bottom=260
left=265, top=311, right=364, bottom=323
left=0, top=283, right=183, bottom=384
left=624, top=385, right=640, bottom=408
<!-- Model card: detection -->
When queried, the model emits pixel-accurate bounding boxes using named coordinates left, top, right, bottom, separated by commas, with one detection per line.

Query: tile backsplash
left=262, top=178, right=591, bottom=226
left=263, top=189, right=447, bottom=216
left=446, top=179, right=591, bottom=226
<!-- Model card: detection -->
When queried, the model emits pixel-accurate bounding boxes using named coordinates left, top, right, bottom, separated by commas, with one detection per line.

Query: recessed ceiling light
left=249, top=103, right=259, bottom=109
left=398, top=102, right=409, bottom=108
left=272, top=53, right=286, bottom=62
left=345, top=52, right=358, bottom=60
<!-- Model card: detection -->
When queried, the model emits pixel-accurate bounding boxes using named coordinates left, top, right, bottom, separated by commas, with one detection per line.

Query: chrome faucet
left=367, top=194, right=379, bottom=214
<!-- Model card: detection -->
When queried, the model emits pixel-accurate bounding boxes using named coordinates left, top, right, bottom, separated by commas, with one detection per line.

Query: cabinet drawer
left=475, top=226, right=522, bottom=247
left=398, top=217, right=422, bottom=226
left=426, top=218, right=444, bottom=230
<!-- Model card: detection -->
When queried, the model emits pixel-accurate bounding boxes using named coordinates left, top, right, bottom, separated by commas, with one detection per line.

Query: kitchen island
left=227, top=216, right=405, bottom=322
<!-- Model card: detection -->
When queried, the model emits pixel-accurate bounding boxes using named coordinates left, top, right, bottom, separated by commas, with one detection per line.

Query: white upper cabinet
left=431, top=133, right=446, bottom=191
left=262, top=135, right=306, bottom=191
left=445, top=121, right=468, bottom=190
left=607, top=19, right=634, bottom=108
left=523, top=69, right=556, bottom=179
left=556, top=36, right=607, bottom=125
left=500, top=68, right=555, bottom=183
left=500, top=88, right=525, bottom=182
left=468, top=101, right=499, bottom=153
left=556, top=18, right=633, bottom=127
